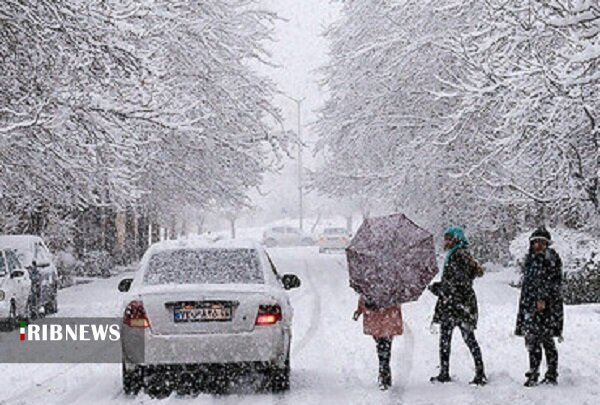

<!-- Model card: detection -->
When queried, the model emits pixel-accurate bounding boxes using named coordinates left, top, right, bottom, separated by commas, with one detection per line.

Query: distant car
left=119, top=239, right=301, bottom=395
left=0, top=248, right=32, bottom=330
left=262, top=226, right=315, bottom=247
left=0, top=235, right=58, bottom=316
left=318, top=227, right=351, bottom=253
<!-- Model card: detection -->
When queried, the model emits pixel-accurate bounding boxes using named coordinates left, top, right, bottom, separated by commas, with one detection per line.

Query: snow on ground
left=0, top=247, right=599, bottom=404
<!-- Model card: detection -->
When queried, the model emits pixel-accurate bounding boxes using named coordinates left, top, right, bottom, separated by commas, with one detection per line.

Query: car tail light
left=123, top=300, right=150, bottom=328
left=255, top=304, right=282, bottom=326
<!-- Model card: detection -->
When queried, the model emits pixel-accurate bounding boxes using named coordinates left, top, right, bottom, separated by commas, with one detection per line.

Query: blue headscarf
left=444, top=226, right=469, bottom=265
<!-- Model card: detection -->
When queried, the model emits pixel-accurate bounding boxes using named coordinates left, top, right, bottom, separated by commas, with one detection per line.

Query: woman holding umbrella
left=353, top=295, right=403, bottom=390
left=428, top=226, right=487, bottom=385
left=346, top=214, right=440, bottom=390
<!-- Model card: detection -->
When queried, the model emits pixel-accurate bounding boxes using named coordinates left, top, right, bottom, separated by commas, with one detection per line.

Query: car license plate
left=173, top=302, right=233, bottom=323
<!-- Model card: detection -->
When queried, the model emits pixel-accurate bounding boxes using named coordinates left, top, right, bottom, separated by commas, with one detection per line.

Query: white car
left=262, top=226, right=315, bottom=247
left=318, top=227, right=351, bottom=253
left=0, top=248, right=32, bottom=330
left=119, top=239, right=301, bottom=395
left=0, top=235, right=59, bottom=316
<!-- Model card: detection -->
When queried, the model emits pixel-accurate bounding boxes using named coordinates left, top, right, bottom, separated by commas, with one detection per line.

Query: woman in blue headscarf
left=428, top=226, right=487, bottom=385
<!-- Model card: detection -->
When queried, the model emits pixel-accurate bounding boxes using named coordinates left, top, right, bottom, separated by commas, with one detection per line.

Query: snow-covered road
left=1, top=247, right=598, bottom=404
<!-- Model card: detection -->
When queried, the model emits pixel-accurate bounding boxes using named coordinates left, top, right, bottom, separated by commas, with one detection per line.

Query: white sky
left=261, top=0, right=339, bottom=142
left=247, top=0, right=340, bottom=223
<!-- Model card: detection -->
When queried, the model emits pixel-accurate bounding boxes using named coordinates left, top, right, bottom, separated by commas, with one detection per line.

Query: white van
left=0, top=248, right=32, bottom=330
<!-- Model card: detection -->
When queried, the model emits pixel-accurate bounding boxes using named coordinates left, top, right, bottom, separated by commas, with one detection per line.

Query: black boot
left=541, top=370, right=558, bottom=385
left=430, top=372, right=451, bottom=383
left=470, top=370, right=488, bottom=386
left=378, top=370, right=391, bottom=390
left=524, top=370, right=539, bottom=387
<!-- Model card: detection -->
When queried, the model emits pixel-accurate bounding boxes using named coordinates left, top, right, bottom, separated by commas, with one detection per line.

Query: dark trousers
left=525, top=334, right=558, bottom=375
left=374, top=337, right=392, bottom=376
left=439, top=323, right=484, bottom=374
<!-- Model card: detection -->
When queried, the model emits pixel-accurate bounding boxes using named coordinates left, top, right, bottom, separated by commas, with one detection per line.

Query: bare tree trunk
left=150, top=222, right=160, bottom=243
left=311, top=212, right=322, bottom=234
left=169, top=214, right=177, bottom=240
left=230, top=218, right=236, bottom=239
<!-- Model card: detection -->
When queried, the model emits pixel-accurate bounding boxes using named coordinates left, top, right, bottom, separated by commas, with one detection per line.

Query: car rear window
left=144, top=248, right=264, bottom=285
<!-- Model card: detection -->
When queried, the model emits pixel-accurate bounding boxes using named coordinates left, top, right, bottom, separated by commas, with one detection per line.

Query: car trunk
left=139, top=284, right=274, bottom=335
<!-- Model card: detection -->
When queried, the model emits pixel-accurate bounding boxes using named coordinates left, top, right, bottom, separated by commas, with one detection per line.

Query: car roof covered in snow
left=144, top=237, right=264, bottom=256
left=0, top=234, right=43, bottom=250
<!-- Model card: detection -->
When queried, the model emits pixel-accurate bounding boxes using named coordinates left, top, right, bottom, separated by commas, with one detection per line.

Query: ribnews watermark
left=1, top=318, right=144, bottom=363
left=18, top=321, right=120, bottom=342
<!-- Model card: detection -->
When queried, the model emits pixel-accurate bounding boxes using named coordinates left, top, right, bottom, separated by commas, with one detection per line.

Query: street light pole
left=282, top=94, right=305, bottom=231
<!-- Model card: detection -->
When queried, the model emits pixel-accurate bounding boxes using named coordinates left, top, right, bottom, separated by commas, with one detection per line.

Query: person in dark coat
left=515, top=227, right=563, bottom=386
left=353, top=294, right=403, bottom=391
left=428, top=226, right=487, bottom=385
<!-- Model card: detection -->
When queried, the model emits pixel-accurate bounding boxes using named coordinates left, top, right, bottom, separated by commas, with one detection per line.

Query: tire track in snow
left=292, top=257, right=322, bottom=356
left=2, top=363, right=84, bottom=404
left=393, top=322, right=414, bottom=403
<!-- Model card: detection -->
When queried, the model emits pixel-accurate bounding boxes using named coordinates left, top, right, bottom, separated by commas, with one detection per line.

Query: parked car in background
left=0, top=235, right=59, bottom=316
left=318, top=227, right=351, bottom=253
left=0, top=248, right=32, bottom=330
left=119, top=239, right=301, bottom=396
left=262, top=226, right=315, bottom=247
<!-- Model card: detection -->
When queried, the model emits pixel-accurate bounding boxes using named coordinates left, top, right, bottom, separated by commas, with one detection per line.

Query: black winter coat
left=515, top=248, right=564, bottom=337
left=431, top=249, right=484, bottom=329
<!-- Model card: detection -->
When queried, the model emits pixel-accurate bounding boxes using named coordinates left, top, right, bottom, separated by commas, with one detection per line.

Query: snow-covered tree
left=315, top=0, right=599, bottom=260
left=1, top=0, right=288, bottom=258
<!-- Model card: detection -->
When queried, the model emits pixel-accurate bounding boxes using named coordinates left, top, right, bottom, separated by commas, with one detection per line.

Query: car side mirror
left=282, top=274, right=301, bottom=290
left=118, top=278, right=133, bottom=292
left=11, top=270, right=25, bottom=279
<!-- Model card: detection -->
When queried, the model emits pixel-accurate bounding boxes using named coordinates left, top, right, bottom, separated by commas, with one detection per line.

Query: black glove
left=428, top=282, right=442, bottom=296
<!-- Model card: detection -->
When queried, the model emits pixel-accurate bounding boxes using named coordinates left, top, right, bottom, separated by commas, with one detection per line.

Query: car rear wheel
left=269, top=354, right=290, bottom=392
left=122, top=362, right=144, bottom=395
